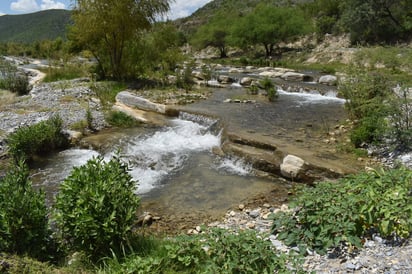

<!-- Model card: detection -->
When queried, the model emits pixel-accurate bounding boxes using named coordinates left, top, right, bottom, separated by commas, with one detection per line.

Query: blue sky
left=0, top=0, right=212, bottom=19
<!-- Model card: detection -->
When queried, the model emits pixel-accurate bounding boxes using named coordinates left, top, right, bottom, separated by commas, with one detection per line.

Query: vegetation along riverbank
left=0, top=0, right=411, bottom=273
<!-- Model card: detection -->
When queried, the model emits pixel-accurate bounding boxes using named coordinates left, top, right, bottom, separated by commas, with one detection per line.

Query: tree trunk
left=219, top=46, right=228, bottom=58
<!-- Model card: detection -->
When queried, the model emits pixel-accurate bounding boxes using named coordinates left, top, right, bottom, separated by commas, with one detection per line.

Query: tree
left=191, top=12, right=236, bottom=58
left=232, top=5, right=311, bottom=58
left=70, top=0, right=170, bottom=80
left=128, top=22, right=185, bottom=77
left=301, top=0, right=343, bottom=37
left=340, top=0, right=412, bottom=44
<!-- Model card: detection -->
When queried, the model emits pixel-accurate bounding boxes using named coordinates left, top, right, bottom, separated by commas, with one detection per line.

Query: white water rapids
left=32, top=113, right=252, bottom=197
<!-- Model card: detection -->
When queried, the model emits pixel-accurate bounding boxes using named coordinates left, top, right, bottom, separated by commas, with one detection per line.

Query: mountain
left=0, top=9, right=72, bottom=43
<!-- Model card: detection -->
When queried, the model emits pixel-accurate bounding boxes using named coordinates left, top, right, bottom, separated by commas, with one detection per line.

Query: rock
left=259, top=71, right=283, bottom=78
left=212, top=146, right=225, bottom=157
left=116, top=91, right=166, bottom=114
left=280, top=155, right=305, bottom=180
left=318, top=75, right=337, bottom=86
left=240, top=77, right=253, bottom=86
left=249, top=210, right=260, bottom=218
left=192, top=71, right=206, bottom=80
left=246, top=222, right=256, bottom=229
left=281, top=71, right=306, bottom=81
left=238, top=204, right=245, bottom=210
left=218, top=75, right=234, bottom=84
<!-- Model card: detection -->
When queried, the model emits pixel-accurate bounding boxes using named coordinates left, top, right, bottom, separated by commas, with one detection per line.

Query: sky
left=0, top=0, right=213, bottom=19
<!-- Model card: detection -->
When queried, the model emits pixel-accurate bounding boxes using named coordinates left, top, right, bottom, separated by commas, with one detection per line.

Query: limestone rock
left=318, top=75, right=337, bottom=86
left=280, top=154, right=306, bottom=180
left=116, top=91, right=166, bottom=114
left=240, top=77, right=253, bottom=86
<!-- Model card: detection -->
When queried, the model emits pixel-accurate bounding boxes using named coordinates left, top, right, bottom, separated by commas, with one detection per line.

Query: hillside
left=175, top=0, right=309, bottom=35
left=0, top=9, right=72, bottom=43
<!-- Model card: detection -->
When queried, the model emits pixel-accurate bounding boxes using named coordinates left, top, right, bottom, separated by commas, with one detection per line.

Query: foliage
left=6, top=115, right=68, bottom=162
left=100, top=228, right=303, bottom=274
left=260, top=77, right=278, bottom=101
left=340, top=0, right=412, bottom=44
left=90, top=81, right=127, bottom=108
left=127, top=22, right=185, bottom=79
left=42, top=63, right=89, bottom=82
left=53, top=155, right=140, bottom=259
left=388, top=85, right=412, bottom=150
left=176, top=61, right=196, bottom=92
left=0, top=161, right=51, bottom=260
left=339, top=67, right=393, bottom=146
left=0, top=58, right=30, bottom=95
left=231, top=4, right=311, bottom=58
left=70, top=0, right=170, bottom=80
left=191, top=11, right=235, bottom=58
left=106, top=111, right=140, bottom=128
left=272, top=167, right=412, bottom=255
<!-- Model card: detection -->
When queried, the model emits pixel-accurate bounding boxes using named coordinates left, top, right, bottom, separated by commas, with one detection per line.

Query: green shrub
left=176, top=61, right=195, bottom=92
left=106, top=111, right=140, bottom=128
left=90, top=81, right=127, bottom=108
left=260, top=77, right=278, bottom=101
left=53, top=155, right=140, bottom=259
left=6, top=115, right=68, bottom=162
left=271, top=167, right=412, bottom=255
left=0, top=161, right=51, bottom=260
left=350, top=115, right=388, bottom=147
left=100, top=228, right=303, bottom=274
left=0, top=59, right=30, bottom=95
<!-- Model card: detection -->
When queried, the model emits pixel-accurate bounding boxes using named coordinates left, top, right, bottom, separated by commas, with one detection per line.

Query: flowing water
left=31, top=81, right=353, bottom=227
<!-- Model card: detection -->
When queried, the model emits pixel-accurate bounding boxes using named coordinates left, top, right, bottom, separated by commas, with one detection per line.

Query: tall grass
left=42, top=63, right=90, bottom=82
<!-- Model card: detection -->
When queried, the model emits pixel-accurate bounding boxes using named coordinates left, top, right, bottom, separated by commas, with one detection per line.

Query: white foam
left=278, top=89, right=346, bottom=104
left=217, top=157, right=253, bottom=176
left=122, top=118, right=221, bottom=194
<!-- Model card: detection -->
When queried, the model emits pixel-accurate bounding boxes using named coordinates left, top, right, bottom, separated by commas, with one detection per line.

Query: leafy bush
left=176, top=61, right=195, bottom=92
left=53, top=155, right=140, bottom=259
left=0, top=161, right=51, bottom=260
left=106, top=111, right=140, bottom=128
left=350, top=115, right=388, bottom=147
left=260, top=77, right=278, bottom=101
left=6, top=115, right=68, bottom=162
left=100, top=228, right=303, bottom=273
left=272, top=167, right=412, bottom=255
left=0, top=59, right=30, bottom=95
left=339, top=67, right=393, bottom=147
left=90, top=81, right=127, bottom=108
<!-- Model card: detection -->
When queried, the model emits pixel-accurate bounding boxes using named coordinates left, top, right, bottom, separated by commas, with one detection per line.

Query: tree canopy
left=70, top=0, right=171, bottom=80
left=232, top=4, right=310, bottom=58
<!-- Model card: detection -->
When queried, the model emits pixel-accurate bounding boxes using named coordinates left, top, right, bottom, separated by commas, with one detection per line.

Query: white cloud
left=168, top=0, right=213, bottom=20
left=0, top=11, right=5, bottom=16
left=10, top=0, right=39, bottom=13
left=40, top=0, right=66, bottom=10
